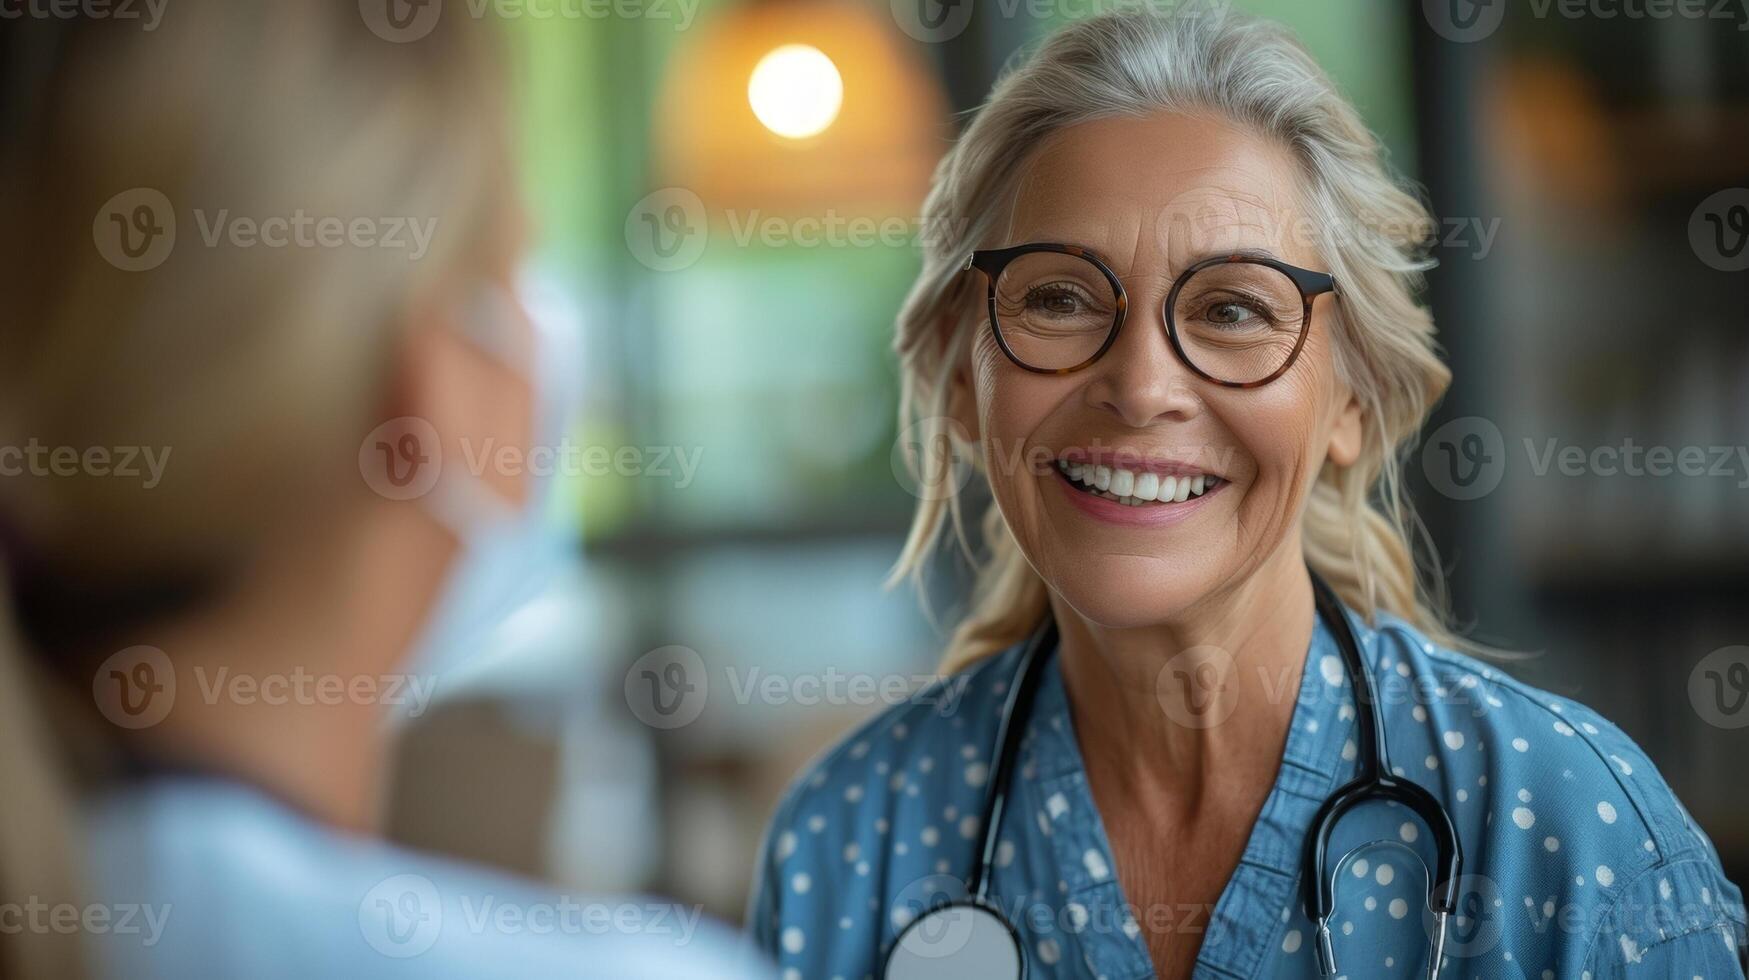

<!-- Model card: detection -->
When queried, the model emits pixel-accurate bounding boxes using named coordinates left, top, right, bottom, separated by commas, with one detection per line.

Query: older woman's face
left=963, top=111, right=1361, bottom=628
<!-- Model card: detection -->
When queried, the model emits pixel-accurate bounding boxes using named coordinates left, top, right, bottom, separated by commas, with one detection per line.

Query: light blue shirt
left=83, top=774, right=770, bottom=979
left=750, top=603, right=1747, bottom=978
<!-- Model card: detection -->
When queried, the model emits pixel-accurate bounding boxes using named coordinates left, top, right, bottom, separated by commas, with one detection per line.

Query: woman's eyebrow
left=1160, top=246, right=1286, bottom=281
left=1111, top=245, right=1287, bottom=281
left=1219, top=245, right=1284, bottom=262
left=1004, top=240, right=1287, bottom=276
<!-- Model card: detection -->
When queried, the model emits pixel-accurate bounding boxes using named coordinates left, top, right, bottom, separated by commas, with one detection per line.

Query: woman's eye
left=1209, top=301, right=1255, bottom=323
left=1196, top=294, right=1274, bottom=328
left=1025, top=285, right=1086, bottom=314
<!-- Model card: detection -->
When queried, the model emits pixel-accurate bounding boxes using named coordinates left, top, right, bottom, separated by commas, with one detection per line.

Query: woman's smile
left=1046, top=450, right=1229, bottom=526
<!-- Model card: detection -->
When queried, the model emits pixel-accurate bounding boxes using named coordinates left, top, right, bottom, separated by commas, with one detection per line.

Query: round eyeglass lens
left=1170, top=259, right=1309, bottom=384
left=992, top=250, right=1119, bottom=371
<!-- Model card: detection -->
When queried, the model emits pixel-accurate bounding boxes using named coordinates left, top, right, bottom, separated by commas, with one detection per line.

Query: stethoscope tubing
left=896, top=567, right=1463, bottom=979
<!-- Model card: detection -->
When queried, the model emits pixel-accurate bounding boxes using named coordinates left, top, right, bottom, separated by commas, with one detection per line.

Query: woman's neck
left=1054, top=549, right=1317, bottom=810
left=109, top=505, right=452, bottom=833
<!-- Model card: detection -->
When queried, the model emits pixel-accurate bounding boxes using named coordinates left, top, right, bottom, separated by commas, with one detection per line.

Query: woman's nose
left=1081, top=297, right=1202, bottom=428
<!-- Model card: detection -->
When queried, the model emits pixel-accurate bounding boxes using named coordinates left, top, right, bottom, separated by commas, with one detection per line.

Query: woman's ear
left=941, top=312, right=982, bottom=444
left=945, top=366, right=980, bottom=445
left=1326, top=386, right=1364, bottom=467
left=393, top=282, right=535, bottom=511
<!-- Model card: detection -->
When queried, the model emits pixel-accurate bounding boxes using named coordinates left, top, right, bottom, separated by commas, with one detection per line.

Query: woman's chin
left=1046, top=575, right=1216, bottom=632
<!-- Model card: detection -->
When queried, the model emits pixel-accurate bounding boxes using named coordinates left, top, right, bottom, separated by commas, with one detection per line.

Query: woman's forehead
left=1004, top=111, right=1318, bottom=274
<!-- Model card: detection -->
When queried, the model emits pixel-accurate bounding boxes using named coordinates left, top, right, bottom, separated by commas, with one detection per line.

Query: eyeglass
left=963, top=243, right=1338, bottom=388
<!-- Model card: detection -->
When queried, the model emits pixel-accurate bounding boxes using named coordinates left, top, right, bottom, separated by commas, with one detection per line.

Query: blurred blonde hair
left=0, top=4, right=512, bottom=976
left=889, top=5, right=1460, bottom=673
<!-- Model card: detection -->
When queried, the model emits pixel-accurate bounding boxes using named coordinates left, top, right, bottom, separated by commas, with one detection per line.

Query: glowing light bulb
left=748, top=44, right=843, bottom=140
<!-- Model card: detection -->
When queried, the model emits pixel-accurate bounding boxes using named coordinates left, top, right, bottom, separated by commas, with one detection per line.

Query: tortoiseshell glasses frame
left=963, top=242, right=1339, bottom=389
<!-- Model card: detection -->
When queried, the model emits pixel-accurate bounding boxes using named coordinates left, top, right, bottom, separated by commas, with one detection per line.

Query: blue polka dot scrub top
left=749, top=600, right=1747, bottom=978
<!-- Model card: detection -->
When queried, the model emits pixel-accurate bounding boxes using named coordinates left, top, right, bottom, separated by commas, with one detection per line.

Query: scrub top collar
left=1013, top=600, right=1367, bottom=979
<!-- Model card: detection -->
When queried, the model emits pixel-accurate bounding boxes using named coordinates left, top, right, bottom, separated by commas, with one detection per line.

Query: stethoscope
left=882, top=569, right=1462, bottom=980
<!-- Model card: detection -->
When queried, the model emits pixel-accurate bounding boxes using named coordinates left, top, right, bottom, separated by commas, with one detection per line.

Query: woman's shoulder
left=1366, top=611, right=1710, bottom=846
left=748, top=643, right=1024, bottom=944
left=1363, top=611, right=1746, bottom=967
left=758, top=641, right=1023, bottom=842
left=84, top=775, right=766, bottom=979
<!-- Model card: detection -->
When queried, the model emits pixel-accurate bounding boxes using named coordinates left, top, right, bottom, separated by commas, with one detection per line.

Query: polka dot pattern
left=752, top=604, right=1746, bottom=979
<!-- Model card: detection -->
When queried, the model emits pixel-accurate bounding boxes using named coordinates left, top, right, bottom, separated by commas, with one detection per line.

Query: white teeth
left=1054, top=459, right=1220, bottom=505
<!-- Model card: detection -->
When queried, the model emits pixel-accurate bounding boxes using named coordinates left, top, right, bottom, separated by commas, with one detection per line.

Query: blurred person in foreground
left=0, top=4, right=766, bottom=979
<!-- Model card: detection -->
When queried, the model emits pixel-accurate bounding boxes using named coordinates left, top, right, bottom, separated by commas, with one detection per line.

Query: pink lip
left=1054, top=447, right=1223, bottom=479
left=1050, top=467, right=1227, bottom=527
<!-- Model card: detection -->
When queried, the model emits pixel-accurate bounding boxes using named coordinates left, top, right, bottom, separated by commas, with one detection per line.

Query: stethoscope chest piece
left=883, top=900, right=1026, bottom=980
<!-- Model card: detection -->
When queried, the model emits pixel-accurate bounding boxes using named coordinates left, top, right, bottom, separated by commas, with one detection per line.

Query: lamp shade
left=654, top=0, right=949, bottom=218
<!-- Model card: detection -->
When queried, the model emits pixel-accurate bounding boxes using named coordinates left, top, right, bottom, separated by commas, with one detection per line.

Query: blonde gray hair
left=890, top=4, right=1459, bottom=672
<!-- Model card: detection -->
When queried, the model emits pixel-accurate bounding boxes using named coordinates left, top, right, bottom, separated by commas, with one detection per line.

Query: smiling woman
left=749, top=6, right=1746, bottom=979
